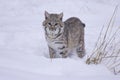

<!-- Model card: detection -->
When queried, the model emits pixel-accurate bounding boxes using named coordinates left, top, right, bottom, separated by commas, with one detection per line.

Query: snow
left=0, top=0, right=120, bottom=80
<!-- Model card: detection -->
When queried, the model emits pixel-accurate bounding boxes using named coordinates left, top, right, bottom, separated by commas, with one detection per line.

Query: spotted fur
left=43, top=11, right=85, bottom=58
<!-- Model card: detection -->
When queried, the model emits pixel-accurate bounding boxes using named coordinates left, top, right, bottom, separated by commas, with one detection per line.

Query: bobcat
left=43, top=11, right=85, bottom=58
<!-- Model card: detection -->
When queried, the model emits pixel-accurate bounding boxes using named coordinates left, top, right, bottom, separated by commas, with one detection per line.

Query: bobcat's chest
left=46, top=36, right=66, bottom=52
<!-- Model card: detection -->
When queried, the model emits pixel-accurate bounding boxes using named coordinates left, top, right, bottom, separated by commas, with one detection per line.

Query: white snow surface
left=0, top=0, right=120, bottom=80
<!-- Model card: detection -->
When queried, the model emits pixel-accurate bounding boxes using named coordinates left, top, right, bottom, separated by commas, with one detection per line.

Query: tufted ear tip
left=59, top=12, right=63, bottom=20
left=44, top=11, right=50, bottom=19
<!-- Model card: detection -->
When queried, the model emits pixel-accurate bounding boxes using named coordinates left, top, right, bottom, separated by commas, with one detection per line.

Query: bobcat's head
left=43, top=11, right=64, bottom=39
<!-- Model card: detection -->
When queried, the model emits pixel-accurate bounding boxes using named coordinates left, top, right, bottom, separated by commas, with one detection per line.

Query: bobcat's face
left=43, top=11, right=64, bottom=39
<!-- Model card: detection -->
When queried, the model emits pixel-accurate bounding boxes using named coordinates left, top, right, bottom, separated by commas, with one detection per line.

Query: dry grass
left=86, top=5, right=120, bottom=75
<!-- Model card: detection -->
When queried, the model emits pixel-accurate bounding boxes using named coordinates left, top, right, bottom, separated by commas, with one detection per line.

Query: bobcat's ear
left=45, top=11, right=50, bottom=19
left=59, top=12, right=63, bottom=20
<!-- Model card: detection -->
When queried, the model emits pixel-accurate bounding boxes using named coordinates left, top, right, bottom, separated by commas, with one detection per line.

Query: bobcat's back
left=64, top=17, right=85, bottom=49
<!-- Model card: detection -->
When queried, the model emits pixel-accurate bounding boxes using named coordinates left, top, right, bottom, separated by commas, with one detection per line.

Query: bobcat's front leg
left=49, top=46, right=56, bottom=58
left=60, top=50, right=68, bottom=58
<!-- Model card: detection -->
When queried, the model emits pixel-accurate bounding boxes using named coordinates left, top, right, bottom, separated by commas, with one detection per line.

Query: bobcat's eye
left=48, top=23, right=52, bottom=26
left=55, top=23, right=58, bottom=26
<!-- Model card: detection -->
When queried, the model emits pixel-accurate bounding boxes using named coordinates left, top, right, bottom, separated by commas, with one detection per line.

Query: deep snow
left=0, top=0, right=120, bottom=80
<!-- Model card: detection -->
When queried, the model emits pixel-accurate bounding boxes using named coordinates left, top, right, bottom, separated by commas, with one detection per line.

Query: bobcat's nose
left=49, top=26, right=56, bottom=31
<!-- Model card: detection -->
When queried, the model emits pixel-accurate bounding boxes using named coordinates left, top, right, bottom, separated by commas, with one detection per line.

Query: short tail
left=82, top=23, right=85, bottom=27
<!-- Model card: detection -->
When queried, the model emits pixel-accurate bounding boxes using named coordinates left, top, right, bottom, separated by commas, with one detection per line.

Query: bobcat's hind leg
left=49, top=46, right=56, bottom=58
left=76, top=47, right=85, bottom=58
left=76, top=43, right=85, bottom=58
left=76, top=28, right=85, bottom=58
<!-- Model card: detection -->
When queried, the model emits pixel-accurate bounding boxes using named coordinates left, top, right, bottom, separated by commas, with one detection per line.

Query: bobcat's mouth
left=45, top=27, right=62, bottom=39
